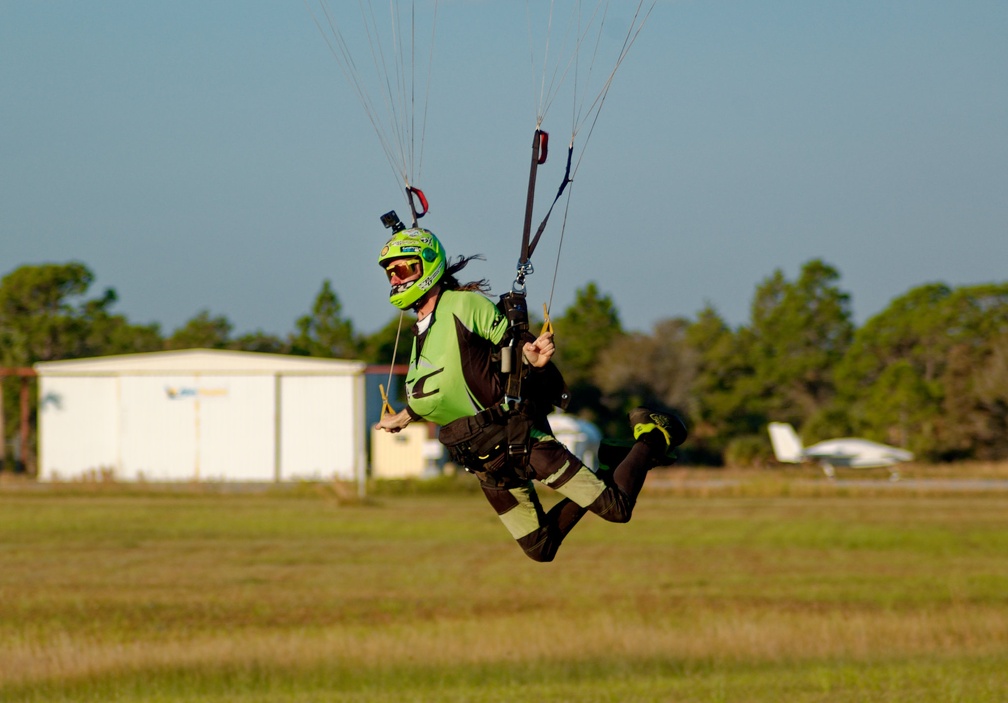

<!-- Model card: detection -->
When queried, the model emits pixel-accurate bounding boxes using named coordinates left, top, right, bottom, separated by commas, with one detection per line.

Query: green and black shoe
left=629, top=407, right=688, bottom=450
left=597, top=408, right=688, bottom=470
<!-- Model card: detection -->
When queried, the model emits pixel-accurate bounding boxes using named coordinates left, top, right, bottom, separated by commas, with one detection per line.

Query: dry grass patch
left=2, top=482, right=1008, bottom=700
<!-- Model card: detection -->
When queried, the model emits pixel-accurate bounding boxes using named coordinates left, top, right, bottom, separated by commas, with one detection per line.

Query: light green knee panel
left=543, top=462, right=606, bottom=507
left=499, top=484, right=541, bottom=539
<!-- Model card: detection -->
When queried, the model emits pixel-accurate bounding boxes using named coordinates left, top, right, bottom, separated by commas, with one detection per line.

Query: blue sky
left=2, top=1, right=1006, bottom=340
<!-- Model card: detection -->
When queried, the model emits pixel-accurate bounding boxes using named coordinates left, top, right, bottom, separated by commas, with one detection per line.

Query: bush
left=724, top=434, right=774, bottom=468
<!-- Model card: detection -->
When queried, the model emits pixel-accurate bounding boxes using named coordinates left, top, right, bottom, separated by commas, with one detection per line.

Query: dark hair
left=441, top=254, right=491, bottom=294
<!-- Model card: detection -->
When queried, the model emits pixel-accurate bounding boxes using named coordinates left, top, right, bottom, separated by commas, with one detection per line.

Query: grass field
left=2, top=468, right=1007, bottom=702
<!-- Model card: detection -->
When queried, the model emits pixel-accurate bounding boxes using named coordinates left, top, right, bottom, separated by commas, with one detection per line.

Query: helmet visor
left=385, top=257, right=422, bottom=282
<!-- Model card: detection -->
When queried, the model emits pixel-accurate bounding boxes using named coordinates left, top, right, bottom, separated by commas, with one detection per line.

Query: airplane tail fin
left=768, top=422, right=804, bottom=463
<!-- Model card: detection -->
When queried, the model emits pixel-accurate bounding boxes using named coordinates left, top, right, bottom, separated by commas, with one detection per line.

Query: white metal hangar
left=35, top=349, right=367, bottom=483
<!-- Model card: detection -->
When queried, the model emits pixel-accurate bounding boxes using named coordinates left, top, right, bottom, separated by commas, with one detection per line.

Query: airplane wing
left=805, top=438, right=913, bottom=468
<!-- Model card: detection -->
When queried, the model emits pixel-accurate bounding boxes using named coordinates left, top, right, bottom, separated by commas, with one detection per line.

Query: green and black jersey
left=404, top=289, right=510, bottom=426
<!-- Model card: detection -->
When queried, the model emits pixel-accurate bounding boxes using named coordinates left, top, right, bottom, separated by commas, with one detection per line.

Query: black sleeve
left=526, top=361, right=570, bottom=412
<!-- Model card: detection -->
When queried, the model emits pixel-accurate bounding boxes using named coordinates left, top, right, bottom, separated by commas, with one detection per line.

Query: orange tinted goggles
left=385, top=258, right=422, bottom=282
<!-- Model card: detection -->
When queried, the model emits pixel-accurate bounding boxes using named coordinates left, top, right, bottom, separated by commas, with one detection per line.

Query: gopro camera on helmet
left=380, top=210, right=406, bottom=233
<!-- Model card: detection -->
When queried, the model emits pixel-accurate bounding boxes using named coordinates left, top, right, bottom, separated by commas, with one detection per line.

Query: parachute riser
left=514, top=128, right=573, bottom=296
left=516, top=129, right=547, bottom=290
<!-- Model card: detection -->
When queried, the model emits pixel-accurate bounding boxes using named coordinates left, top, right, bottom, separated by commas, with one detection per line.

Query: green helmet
left=377, top=228, right=447, bottom=310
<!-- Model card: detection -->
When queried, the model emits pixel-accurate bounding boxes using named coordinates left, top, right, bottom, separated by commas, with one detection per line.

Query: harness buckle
left=513, top=260, right=533, bottom=294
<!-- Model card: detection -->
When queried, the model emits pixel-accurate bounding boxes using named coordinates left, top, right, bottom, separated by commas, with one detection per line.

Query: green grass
left=2, top=474, right=1007, bottom=701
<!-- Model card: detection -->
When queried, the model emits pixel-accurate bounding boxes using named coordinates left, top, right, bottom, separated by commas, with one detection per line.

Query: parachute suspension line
left=364, top=0, right=439, bottom=212
left=307, top=0, right=438, bottom=208
left=527, top=0, right=586, bottom=128
left=562, top=0, right=607, bottom=133
left=408, top=1, right=416, bottom=180
left=390, top=0, right=415, bottom=182
left=399, top=0, right=438, bottom=190
left=518, top=1, right=592, bottom=290
left=569, top=0, right=606, bottom=136
left=417, top=1, right=439, bottom=182
left=356, top=0, right=411, bottom=184
left=517, top=0, right=656, bottom=300
left=546, top=174, right=577, bottom=320
left=568, top=0, right=656, bottom=179
left=525, top=1, right=554, bottom=128
left=527, top=0, right=610, bottom=129
left=307, top=1, right=406, bottom=185
left=377, top=0, right=411, bottom=184
left=529, top=0, right=656, bottom=172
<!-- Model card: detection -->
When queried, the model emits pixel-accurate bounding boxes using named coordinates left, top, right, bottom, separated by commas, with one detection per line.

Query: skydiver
left=375, top=226, right=687, bottom=561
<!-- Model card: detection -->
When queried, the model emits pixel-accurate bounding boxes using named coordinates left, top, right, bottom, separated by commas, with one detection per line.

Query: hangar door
left=118, top=374, right=275, bottom=481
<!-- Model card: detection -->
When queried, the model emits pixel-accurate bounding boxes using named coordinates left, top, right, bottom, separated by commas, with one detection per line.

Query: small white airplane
left=767, top=422, right=914, bottom=480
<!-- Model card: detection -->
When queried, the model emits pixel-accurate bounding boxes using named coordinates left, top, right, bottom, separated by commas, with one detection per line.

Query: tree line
left=3, top=260, right=1007, bottom=467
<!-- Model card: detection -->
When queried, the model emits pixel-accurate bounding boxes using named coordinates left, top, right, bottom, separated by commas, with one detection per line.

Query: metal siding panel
left=37, top=376, right=118, bottom=481
left=197, top=376, right=275, bottom=481
left=118, top=375, right=276, bottom=481
left=279, top=376, right=355, bottom=480
left=119, top=376, right=198, bottom=480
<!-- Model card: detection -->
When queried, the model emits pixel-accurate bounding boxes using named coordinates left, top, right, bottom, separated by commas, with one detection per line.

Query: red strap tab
left=406, top=186, right=429, bottom=221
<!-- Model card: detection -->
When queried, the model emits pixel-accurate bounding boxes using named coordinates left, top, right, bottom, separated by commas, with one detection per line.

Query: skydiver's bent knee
left=532, top=443, right=636, bottom=522
left=517, top=530, right=560, bottom=562
left=479, top=482, right=558, bottom=561
left=587, top=488, right=636, bottom=523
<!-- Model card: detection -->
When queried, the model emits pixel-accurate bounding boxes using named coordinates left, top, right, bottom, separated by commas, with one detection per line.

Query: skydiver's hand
left=523, top=332, right=555, bottom=368
left=376, top=408, right=412, bottom=433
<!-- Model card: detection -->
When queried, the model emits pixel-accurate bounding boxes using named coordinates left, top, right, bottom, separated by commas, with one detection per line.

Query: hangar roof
left=35, top=348, right=367, bottom=376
